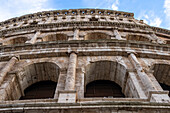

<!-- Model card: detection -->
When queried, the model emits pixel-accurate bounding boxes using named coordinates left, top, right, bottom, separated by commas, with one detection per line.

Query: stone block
left=58, top=90, right=77, bottom=103
left=149, top=90, right=170, bottom=103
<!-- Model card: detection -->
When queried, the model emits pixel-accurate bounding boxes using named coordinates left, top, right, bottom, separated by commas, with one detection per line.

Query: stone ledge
left=0, top=101, right=169, bottom=113
left=0, top=21, right=170, bottom=37
left=0, top=47, right=169, bottom=61
left=0, top=39, right=169, bottom=52
left=0, top=9, right=134, bottom=26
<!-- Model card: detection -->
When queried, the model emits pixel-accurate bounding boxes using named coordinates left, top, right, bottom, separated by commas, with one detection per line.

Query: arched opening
left=126, top=34, right=150, bottom=42
left=85, top=32, right=111, bottom=40
left=42, top=34, right=68, bottom=42
left=3, top=37, right=28, bottom=45
left=85, top=80, right=125, bottom=98
left=84, top=61, right=127, bottom=98
left=20, top=81, right=57, bottom=100
left=153, top=64, right=170, bottom=96
left=14, top=62, right=60, bottom=100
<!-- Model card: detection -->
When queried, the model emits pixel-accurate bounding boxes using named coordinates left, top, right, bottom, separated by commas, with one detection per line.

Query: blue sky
left=0, top=0, right=169, bottom=30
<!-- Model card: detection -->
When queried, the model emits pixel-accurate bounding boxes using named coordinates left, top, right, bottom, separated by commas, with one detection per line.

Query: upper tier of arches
left=1, top=30, right=168, bottom=46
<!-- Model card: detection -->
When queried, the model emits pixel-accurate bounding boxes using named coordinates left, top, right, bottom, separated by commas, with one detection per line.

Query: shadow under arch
left=85, top=80, right=125, bottom=98
left=152, top=63, right=170, bottom=96
left=84, top=32, right=111, bottom=40
left=84, top=60, right=127, bottom=98
left=16, top=62, right=60, bottom=100
left=42, top=33, right=68, bottom=42
left=20, top=80, right=57, bottom=100
left=3, top=36, right=28, bottom=45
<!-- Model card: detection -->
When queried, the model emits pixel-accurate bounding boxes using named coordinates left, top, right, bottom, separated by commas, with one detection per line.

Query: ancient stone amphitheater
left=0, top=9, right=169, bottom=113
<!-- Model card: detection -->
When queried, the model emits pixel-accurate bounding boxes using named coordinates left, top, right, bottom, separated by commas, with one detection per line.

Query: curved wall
left=0, top=9, right=169, bottom=113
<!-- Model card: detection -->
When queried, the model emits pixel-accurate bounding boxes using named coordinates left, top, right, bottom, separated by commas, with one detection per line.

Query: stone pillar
left=127, top=72, right=146, bottom=98
left=58, top=52, right=77, bottom=103
left=65, top=52, right=77, bottom=90
left=128, top=53, right=155, bottom=94
left=54, top=69, right=67, bottom=99
left=0, top=57, right=18, bottom=86
left=114, top=29, right=122, bottom=40
left=75, top=68, right=85, bottom=99
left=73, top=28, right=79, bottom=40
left=26, top=31, right=41, bottom=44
left=128, top=53, right=170, bottom=102
left=0, top=38, right=3, bottom=45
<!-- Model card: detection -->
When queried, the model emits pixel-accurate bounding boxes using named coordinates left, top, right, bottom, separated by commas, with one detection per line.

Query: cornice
left=0, top=9, right=134, bottom=25
left=0, top=9, right=169, bottom=37
left=0, top=40, right=169, bottom=61
left=0, top=99, right=169, bottom=112
left=0, top=21, right=170, bottom=38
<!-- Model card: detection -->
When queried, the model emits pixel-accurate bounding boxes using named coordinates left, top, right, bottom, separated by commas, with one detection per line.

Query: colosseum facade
left=0, top=9, right=169, bottom=113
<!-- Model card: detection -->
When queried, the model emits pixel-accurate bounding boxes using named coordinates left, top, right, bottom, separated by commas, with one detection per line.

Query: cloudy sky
left=0, top=0, right=169, bottom=29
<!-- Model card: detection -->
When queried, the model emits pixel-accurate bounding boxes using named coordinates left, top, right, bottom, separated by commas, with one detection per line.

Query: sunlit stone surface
left=0, top=9, right=169, bottom=113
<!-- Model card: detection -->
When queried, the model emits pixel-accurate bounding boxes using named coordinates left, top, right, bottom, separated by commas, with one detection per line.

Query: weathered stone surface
left=0, top=9, right=169, bottom=113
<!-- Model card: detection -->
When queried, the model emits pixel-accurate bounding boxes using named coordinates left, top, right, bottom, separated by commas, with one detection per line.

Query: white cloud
left=149, top=17, right=162, bottom=27
left=111, top=0, right=119, bottom=10
left=82, top=0, right=119, bottom=10
left=164, top=0, right=170, bottom=29
left=137, top=11, right=162, bottom=27
left=0, top=0, right=53, bottom=22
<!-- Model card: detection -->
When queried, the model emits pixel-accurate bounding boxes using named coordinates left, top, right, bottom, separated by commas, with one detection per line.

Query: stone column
left=26, top=31, right=41, bottom=44
left=54, top=70, right=67, bottom=99
left=0, top=57, right=18, bottom=86
left=73, top=29, right=79, bottom=40
left=127, top=72, right=146, bottom=98
left=128, top=53, right=169, bottom=102
left=128, top=53, right=155, bottom=94
left=75, top=68, right=85, bottom=99
left=65, top=52, right=77, bottom=90
left=58, top=52, right=77, bottom=103
left=114, top=29, right=122, bottom=40
left=0, top=38, right=3, bottom=45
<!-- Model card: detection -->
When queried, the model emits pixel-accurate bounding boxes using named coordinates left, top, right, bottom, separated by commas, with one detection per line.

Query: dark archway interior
left=159, top=83, right=170, bottom=96
left=85, top=80, right=125, bottom=98
left=20, top=81, right=57, bottom=100
left=153, top=64, right=170, bottom=97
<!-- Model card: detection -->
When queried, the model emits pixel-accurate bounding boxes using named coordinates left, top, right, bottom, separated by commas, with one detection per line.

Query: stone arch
left=151, top=63, right=170, bottom=96
left=3, top=36, right=28, bottom=45
left=126, top=34, right=151, bottom=42
left=42, top=33, right=68, bottom=42
left=84, top=32, right=111, bottom=40
left=15, top=62, right=60, bottom=100
left=84, top=60, right=127, bottom=97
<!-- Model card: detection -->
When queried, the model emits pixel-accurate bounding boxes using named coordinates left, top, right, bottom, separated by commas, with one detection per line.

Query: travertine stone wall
left=0, top=9, right=169, bottom=113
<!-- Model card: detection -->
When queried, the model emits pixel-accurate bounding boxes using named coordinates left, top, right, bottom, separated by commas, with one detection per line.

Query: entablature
left=0, top=40, right=169, bottom=61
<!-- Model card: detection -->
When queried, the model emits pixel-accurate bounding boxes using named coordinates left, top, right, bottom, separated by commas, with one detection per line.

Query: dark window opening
left=90, top=17, right=98, bottom=21
left=20, top=81, right=57, bottom=100
left=85, top=80, right=125, bottom=98
left=160, top=83, right=170, bottom=96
